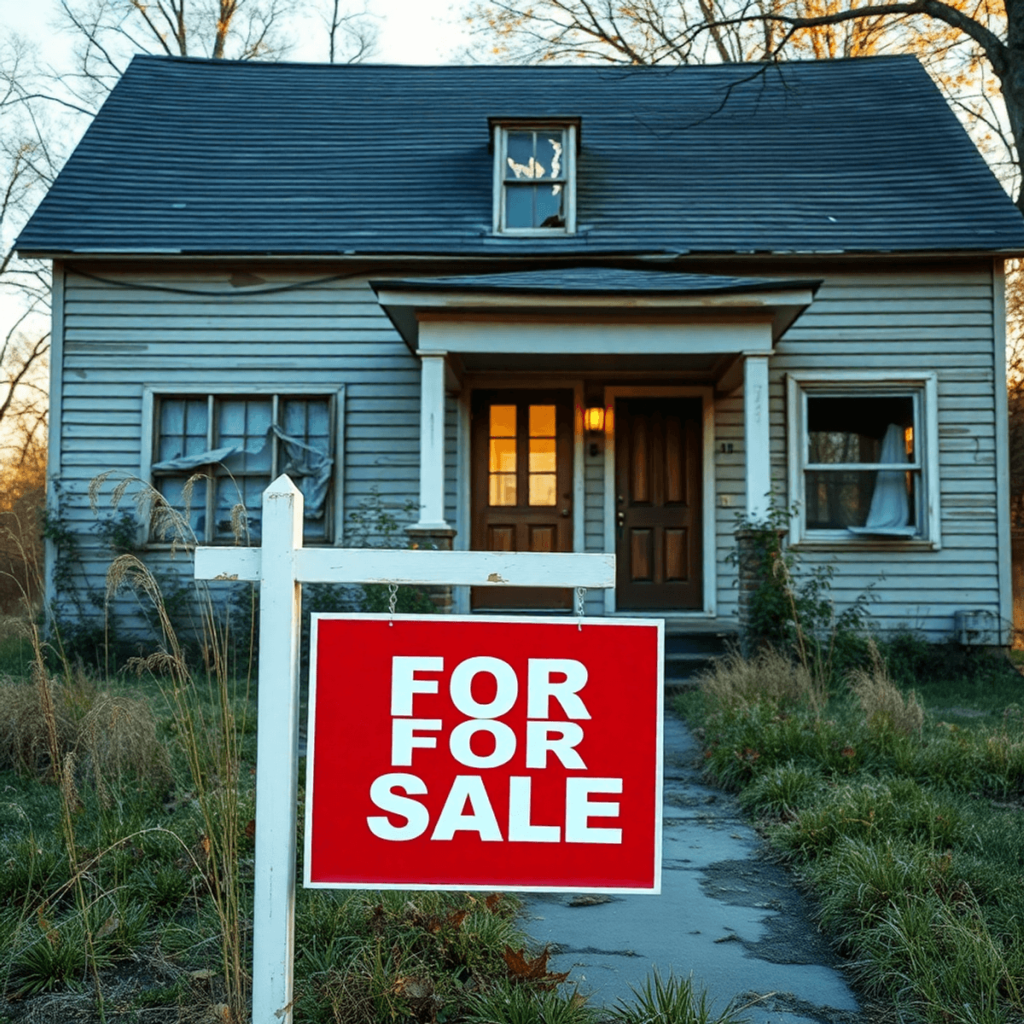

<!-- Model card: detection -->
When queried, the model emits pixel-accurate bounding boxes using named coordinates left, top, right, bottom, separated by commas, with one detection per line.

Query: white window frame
left=492, top=122, right=577, bottom=236
left=786, top=372, right=941, bottom=549
left=141, top=384, right=345, bottom=547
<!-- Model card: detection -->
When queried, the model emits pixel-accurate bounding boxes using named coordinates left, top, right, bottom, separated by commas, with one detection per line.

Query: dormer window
left=493, top=123, right=577, bottom=235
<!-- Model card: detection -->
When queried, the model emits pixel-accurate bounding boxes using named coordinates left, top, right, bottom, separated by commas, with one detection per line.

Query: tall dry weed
left=700, top=647, right=827, bottom=713
left=103, top=479, right=254, bottom=1022
left=848, top=642, right=924, bottom=736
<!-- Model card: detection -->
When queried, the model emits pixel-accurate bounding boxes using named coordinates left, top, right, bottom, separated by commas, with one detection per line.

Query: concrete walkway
left=521, top=716, right=863, bottom=1024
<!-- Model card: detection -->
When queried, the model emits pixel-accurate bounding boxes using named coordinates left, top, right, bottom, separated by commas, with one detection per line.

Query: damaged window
left=804, top=395, right=918, bottom=534
left=152, top=394, right=334, bottom=543
left=495, top=124, right=575, bottom=234
left=786, top=374, right=939, bottom=546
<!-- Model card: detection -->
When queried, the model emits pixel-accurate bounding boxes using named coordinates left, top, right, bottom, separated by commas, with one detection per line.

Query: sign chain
left=388, top=583, right=399, bottom=624
left=576, top=586, right=587, bottom=630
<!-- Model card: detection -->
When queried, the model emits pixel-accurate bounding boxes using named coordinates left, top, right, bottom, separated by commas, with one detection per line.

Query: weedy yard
left=0, top=612, right=745, bottom=1024
left=677, top=640, right=1024, bottom=1024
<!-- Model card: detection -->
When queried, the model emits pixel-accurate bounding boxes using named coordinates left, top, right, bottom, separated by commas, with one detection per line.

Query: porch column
left=744, top=353, right=771, bottom=522
left=415, top=350, right=450, bottom=531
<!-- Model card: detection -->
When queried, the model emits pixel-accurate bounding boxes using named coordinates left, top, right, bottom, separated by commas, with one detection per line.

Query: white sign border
left=304, top=612, right=664, bottom=895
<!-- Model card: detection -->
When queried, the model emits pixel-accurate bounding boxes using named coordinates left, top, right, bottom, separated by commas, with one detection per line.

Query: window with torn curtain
left=786, top=374, right=940, bottom=547
left=493, top=123, right=576, bottom=234
left=150, top=393, right=337, bottom=543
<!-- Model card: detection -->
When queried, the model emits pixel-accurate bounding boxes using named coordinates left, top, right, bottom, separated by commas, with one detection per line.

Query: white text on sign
left=367, top=655, right=623, bottom=844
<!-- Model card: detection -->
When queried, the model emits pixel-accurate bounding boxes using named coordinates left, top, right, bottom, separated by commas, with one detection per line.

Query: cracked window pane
left=506, top=132, right=535, bottom=178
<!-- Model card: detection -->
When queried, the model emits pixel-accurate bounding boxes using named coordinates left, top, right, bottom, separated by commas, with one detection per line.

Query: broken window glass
left=152, top=394, right=334, bottom=544
left=501, top=127, right=568, bottom=231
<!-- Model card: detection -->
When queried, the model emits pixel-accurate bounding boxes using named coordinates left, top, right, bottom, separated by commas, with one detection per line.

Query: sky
left=0, top=0, right=473, bottom=64
left=0, top=0, right=475, bottom=423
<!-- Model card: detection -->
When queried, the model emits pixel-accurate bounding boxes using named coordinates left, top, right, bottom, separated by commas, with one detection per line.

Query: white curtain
left=852, top=422, right=909, bottom=533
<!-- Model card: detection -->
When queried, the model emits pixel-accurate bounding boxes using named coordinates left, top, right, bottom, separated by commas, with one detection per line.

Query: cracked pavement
left=519, top=716, right=862, bottom=1023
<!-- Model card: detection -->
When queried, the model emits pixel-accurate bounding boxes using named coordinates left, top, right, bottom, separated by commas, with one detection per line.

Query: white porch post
left=744, top=354, right=771, bottom=522
left=416, top=350, right=450, bottom=530
left=251, top=477, right=302, bottom=1024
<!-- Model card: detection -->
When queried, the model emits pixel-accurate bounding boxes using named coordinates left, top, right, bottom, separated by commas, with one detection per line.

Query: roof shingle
left=16, top=54, right=1024, bottom=256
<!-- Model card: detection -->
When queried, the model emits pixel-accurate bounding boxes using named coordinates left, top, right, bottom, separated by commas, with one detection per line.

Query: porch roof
left=371, top=268, right=821, bottom=353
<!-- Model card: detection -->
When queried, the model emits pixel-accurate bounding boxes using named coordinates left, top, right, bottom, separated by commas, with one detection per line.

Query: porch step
left=662, top=619, right=738, bottom=689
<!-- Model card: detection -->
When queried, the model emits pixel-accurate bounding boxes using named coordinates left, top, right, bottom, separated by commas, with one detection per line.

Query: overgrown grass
left=678, top=645, right=1024, bottom=1024
left=0, top=474, right=745, bottom=1023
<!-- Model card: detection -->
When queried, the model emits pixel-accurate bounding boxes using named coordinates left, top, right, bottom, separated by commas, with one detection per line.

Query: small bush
left=609, top=969, right=748, bottom=1023
left=0, top=672, right=81, bottom=776
left=464, top=984, right=596, bottom=1024
left=79, top=691, right=171, bottom=801
left=737, top=761, right=823, bottom=817
left=769, top=777, right=973, bottom=860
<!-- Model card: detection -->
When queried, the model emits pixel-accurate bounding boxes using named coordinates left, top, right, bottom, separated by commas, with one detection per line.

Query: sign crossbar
left=196, top=545, right=616, bottom=589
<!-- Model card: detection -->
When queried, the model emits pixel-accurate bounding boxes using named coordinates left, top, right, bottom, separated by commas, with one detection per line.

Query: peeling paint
left=486, top=572, right=508, bottom=583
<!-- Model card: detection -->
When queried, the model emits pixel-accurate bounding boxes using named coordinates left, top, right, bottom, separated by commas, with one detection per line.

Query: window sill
left=791, top=535, right=938, bottom=553
left=145, top=540, right=334, bottom=551
left=493, top=228, right=575, bottom=238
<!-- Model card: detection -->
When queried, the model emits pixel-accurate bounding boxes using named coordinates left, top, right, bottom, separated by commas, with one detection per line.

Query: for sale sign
left=304, top=614, right=663, bottom=893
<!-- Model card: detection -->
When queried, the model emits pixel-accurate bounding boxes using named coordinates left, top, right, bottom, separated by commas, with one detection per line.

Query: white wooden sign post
left=194, top=476, right=616, bottom=1024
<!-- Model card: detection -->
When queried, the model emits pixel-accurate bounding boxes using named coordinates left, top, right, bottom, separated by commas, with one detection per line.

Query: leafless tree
left=0, top=41, right=56, bottom=459
left=469, top=0, right=1017, bottom=207
left=323, top=0, right=379, bottom=63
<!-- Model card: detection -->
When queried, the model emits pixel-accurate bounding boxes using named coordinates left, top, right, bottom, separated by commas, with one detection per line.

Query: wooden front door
left=471, top=390, right=574, bottom=610
left=615, top=397, right=703, bottom=610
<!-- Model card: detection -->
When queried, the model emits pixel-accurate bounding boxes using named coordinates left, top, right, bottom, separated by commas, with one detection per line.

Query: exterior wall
left=52, top=265, right=422, bottom=631
left=51, top=260, right=1006, bottom=643
left=766, top=264, right=1003, bottom=640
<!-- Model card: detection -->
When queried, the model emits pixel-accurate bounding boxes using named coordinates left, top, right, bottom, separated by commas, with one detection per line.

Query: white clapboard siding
left=714, top=265, right=1002, bottom=640
left=58, top=263, right=1004, bottom=642
left=58, top=269, right=423, bottom=629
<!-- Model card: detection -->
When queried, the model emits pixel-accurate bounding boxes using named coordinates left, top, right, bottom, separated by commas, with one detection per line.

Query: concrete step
left=661, top=622, right=738, bottom=686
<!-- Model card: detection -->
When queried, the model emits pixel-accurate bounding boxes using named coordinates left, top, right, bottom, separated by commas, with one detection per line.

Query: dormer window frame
left=492, top=120, right=578, bottom=237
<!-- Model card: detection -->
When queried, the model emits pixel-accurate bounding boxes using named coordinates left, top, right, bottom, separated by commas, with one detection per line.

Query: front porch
left=373, top=268, right=821, bottom=622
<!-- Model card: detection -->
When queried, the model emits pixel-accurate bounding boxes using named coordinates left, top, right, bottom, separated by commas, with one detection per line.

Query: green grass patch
left=679, top=647, right=1024, bottom=1024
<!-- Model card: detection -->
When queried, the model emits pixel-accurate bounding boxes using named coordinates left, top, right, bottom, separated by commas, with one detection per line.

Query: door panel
left=471, top=390, right=574, bottom=609
left=616, top=397, right=703, bottom=610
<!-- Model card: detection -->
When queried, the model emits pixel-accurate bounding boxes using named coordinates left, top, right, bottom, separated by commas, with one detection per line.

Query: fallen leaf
left=502, top=945, right=569, bottom=989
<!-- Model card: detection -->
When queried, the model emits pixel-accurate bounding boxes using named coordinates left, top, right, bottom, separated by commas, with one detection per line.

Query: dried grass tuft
left=0, top=673, right=79, bottom=775
left=700, top=647, right=827, bottom=712
left=848, top=642, right=924, bottom=736
left=79, top=692, right=171, bottom=800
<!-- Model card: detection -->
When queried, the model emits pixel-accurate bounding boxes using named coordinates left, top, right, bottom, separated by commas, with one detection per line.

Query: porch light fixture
left=584, top=405, right=605, bottom=457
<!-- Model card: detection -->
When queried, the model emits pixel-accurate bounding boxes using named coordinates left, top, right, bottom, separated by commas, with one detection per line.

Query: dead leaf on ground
left=502, top=945, right=569, bottom=990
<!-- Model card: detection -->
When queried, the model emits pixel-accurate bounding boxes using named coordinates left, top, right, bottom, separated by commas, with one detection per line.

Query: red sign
left=304, top=614, right=663, bottom=893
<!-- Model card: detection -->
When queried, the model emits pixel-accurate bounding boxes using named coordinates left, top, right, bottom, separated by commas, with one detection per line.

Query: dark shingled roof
left=369, top=269, right=821, bottom=295
left=16, top=54, right=1024, bottom=257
